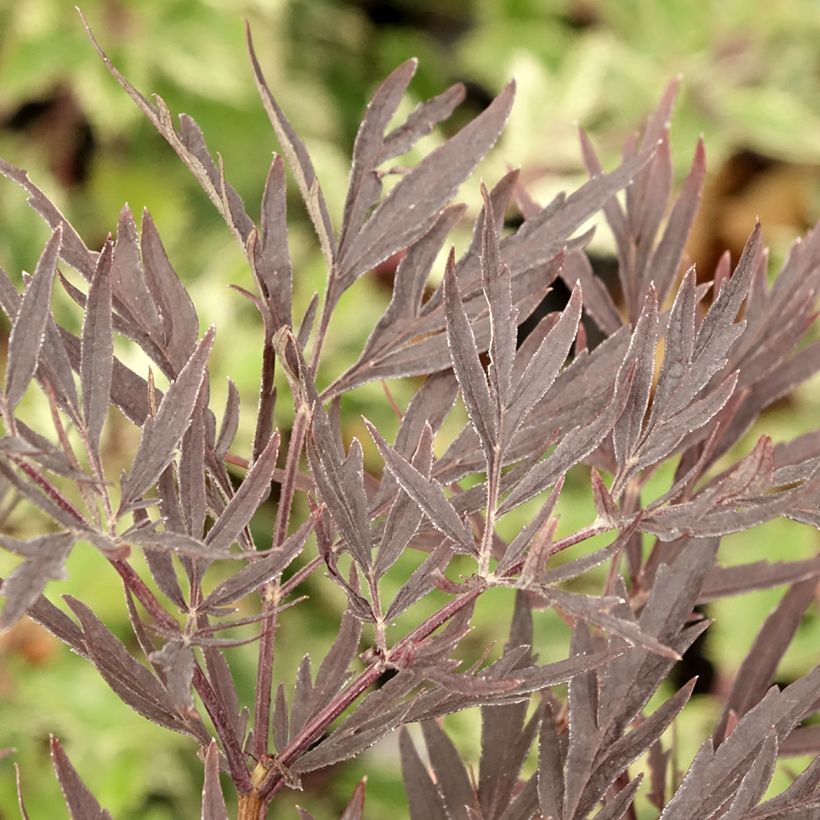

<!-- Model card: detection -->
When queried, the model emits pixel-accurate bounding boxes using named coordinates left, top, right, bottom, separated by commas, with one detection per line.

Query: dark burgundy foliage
left=0, top=12, right=818, bottom=819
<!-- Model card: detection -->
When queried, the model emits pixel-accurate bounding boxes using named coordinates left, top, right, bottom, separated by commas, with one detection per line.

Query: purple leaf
left=119, top=327, right=214, bottom=513
left=421, top=720, right=476, bottom=819
left=697, top=557, right=820, bottom=603
left=245, top=23, right=334, bottom=263
left=82, top=18, right=253, bottom=246
left=400, top=727, right=449, bottom=820
left=201, top=516, right=314, bottom=609
left=201, top=739, right=229, bottom=820
left=180, top=403, right=207, bottom=539
left=205, top=432, right=280, bottom=552
left=250, top=154, right=292, bottom=328
left=649, top=138, right=706, bottom=303
left=64, top=596, right=187, bottom=733
left=141, top=211, right=200, bottom=370
left=0, top=160, right=95, bottom=277
left=365, top=419, right=474, bottom=552
left=538, top=701, right=565, bottom=820
left=506, top=283, right=582, bottom=439
left=5, top=227, right=61, bottom=411
left=111, top=205, right=164, bottom=342
left=612, top=286, right=659, bottom=472
left=80, top=239, right=114, bottom=459
left=594, top=775, right=644, bottom=820
left=0, top=532, right=74, bottom=630
left=445, top=251, right=496, bottom=452
left=339, top=778, right=367, bottom=820
left=715, top=578, right=818, bottom=744
left=480, top=185, right=516, bottom=414
left=50, top=737, right=112, bottom=820
left=337, top=81, right=515, bottom=287
left=381, top=82, right=466, bottom=161
left=150, top=639, right=196, bottom=714
left=339, top=59, right=418, bottom=253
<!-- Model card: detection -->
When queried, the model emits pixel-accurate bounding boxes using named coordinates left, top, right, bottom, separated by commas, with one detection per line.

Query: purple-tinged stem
left=253, top=406, right=310, bottom=760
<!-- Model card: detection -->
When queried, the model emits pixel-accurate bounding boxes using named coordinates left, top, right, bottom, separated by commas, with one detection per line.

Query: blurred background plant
left=0, top=0, right=818, bottom=817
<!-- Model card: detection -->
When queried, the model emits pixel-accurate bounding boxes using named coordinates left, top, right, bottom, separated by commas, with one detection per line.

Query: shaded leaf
left=201, top=516, right=314, bottom=609
left=445, top=251, right=495, bottom=452
left=5, top=227, right=61, bottom=411
left=80, top=239, right=114, bottom=459
left=400, top=727, right=448, bottom=820
left=366, top=419, right=474, bottom=552
left=206, top=432, right=280, bottom=552
left=119, top=327, right=215, bottom=513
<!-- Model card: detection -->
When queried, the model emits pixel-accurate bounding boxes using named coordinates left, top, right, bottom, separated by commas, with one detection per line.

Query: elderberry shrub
left=1, top=13, right=818, bottom=820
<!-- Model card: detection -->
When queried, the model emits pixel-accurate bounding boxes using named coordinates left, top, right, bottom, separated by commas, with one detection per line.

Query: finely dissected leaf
left=445, top=252, right=496, bottom=452
left=366, top=419, right=474, bottom=551
left=400, top=728, right=448, bottom=820
left=563, top=625, right=602, bottom=819
left=385, top=539, right=452, bottom=621
left=201, top=516, right=314, bottom=609
left=560, top=248, right=620, bottom=335
left=715, top=578, right=817, bottom=743
left=80, top=239, right=114, bottom=458
left=339, top=778, right=367, bottom=820
left=150, top=639, right=196, bottom=714
left=245, top=23, right=334, bottom=264
left=381, top=81, right=466, bottom=161
left=50, top=737, right=112, bottom=820
left=662, top=667, right=820, bottom=820
left=5, top=227, right=61, bottom=411
left=109, top=205, right=164, bottom=344
left=140, top=211, right=200, bottom=369
left=338, top=58, right=418, bottom=253
left=308, top=434, right=372, bottom=569
left=612, top=286, right=658, bottom=472
left=83, top=18, right=253, bottom=246
left=749, top=755, right=820, bottom=818
left=64, top=596, right=187, bottom=733
left=119, top=327, right=215, bottom=513
left=480, top=185, right=516, bottom=413
left=375, top=423, right=434, bottom=579
left=721, top=733, right=778, bottom=820
left=421, top=720, right=476, bottom=819
left=594, top=775, right=644, bottom=820
left=250, top=154, right=292, bottom=328
left=538, top=701, right=565, bottom=820
left=337, top=81, right=515, bottom=288
left=0, top=532, right=74, bottom=630
left=505, top=283, right=582, bottom=438
left=648, top=138, right=706, bottom=303
left=180, top=403, right=207, bottom=539
left=575, top=679, right=696, bottom=817
left=215, top=379, right=240, bottom=459
left=15, top=762, right=30, bottom=820
left=205, top=432, right=279, bottom=552
left=310, top=609, right=362, bottom=714
left=0, top=160, right=95, bottom=277
left=201, top=739, right=229, bottom=820
left=499, top=362, right=634, bottom=514
left=479, top=699, right=539, bottom=818
left=26, top=593, right=88, bottom=658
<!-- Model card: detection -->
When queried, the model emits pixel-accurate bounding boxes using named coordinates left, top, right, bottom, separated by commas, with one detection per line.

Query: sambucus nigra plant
left=1, top=12, right=819, bottom=819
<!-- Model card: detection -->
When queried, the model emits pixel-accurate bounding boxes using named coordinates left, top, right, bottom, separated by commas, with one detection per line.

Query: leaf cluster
left=1, top=14, right=818, bottom=819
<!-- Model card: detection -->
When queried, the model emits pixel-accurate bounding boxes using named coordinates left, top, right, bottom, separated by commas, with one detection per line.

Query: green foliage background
left=0, top=1, right=818, bottom=817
